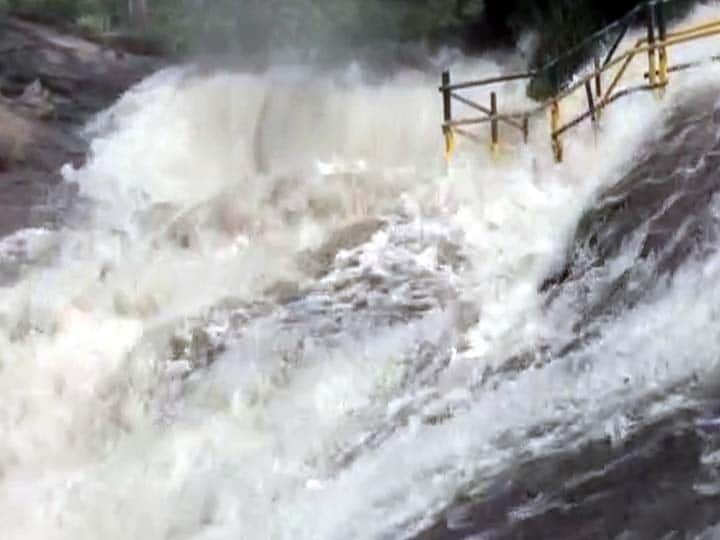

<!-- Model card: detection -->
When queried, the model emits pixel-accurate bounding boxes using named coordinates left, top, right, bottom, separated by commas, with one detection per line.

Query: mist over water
left=3, top=3, right=720, bottom=538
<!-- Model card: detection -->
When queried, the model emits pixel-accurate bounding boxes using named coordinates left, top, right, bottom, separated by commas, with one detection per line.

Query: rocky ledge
left=0, top=16, right=160, bottom=237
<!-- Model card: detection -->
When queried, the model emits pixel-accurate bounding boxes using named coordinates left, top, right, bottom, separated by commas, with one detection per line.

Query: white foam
left=3, top=4, right=720, bottom=537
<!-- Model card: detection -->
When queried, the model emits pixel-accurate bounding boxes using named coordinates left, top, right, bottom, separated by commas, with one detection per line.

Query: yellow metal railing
left=440, top=1, right=720, bottom=163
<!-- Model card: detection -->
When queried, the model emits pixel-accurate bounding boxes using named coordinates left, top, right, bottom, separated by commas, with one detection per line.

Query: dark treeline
left=0, top=0, right=700, bottom=94
left=479, top=0, right=695, bottom=70
left=478, top=1, right=629, bottom=69
left=479, top=0, right=646, bottom=48
left=0, top=0, right=694, bottom=53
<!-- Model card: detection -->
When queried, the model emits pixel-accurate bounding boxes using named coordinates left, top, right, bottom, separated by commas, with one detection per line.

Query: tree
left=127, top=0, right=147, bottom=29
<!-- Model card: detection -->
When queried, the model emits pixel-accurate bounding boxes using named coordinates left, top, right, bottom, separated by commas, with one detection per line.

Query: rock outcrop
left=0, top=16, right=159, bottom=236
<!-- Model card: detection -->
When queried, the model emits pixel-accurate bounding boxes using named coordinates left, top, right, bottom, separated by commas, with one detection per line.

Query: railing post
left=490, top=91, right=499, bottom=155
left=656, top=1, right=669, bottom=88
left=646, top=2, right=658, bottom=87
left=441, top=70, right=455, bottom=160
left=522, top=116, right=529, bottom=144
left=442, top=70, right=452, bottom=124
left=594, top=56, right=603, bottom=119
left=594, top=56, right=602, bottom=98
left=551, top=99, right=563, bottom=163
left=585, top=80, right=597, bottom=126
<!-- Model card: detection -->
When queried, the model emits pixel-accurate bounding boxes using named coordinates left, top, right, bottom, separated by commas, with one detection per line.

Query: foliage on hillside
left=0, top=1, right=658, bottom=56
left=0, top=0, right=700, bottom=96
left=0, top=0, right=486, bottom=55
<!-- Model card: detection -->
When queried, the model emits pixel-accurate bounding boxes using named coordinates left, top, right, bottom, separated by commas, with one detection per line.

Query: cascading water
left=3, top=4, right=720, bottom=539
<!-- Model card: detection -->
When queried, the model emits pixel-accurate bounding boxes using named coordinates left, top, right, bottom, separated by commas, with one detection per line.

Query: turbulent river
left=4, top=4, right=720, bottom=539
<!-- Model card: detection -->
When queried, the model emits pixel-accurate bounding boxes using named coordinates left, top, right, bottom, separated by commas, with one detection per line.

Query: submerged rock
left=297, top=217, right=386, bottom=278
left=263, top=280, right=301, bottom=304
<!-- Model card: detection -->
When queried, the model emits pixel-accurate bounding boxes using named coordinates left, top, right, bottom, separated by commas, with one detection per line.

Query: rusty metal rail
left=440, top=0, right=720, bottom=163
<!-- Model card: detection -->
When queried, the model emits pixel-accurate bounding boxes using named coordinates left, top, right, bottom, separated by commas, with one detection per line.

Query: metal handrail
left=440, top=0, right=720, bottom=162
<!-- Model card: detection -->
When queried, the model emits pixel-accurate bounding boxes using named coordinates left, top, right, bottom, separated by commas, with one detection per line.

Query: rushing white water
left=2, top=4, right=720, bottom=539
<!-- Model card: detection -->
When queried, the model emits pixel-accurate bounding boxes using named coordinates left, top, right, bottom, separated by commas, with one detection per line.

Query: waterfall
left=2, top=3, right=720, bottom=538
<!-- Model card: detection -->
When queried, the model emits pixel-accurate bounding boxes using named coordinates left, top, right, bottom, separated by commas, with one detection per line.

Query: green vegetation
left=0, top=0, right=690, bottom=55
left=489, top=0, right=698, bottom=98
left=0, top=0, right=700, bottom=96
left=0, top=0, right=485, bottom=55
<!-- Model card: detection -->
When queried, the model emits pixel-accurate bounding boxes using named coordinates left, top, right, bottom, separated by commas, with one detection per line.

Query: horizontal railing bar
left=450, top=81, right=660, bottom=147
left=449, top=40, right=720, bottom=135
left=443, top=117, right=488, bottom=127
left=553, top=83, right=660, bottom=138
left=644, top=55, right=720, bottom=78
left=439, top=71, right=537, bottom=92
left=445, top=114, right=526, bottom=132
left=450, top=92, right=491, bottom=115
left=552, top=26, right=720, bottom=109
left=441, top=19, right=720, bottom=99
left=558, top=39, right=644, bottom=104
left=442, top=13, right=720, bottom=160
left=449, top=92, right=528, bottom=131
left=665, top=19, right=720, bottom=39
left=448, top=107, right=545, bottom=122
left=457, top=116, right=526, bottom=131
left=453, top=127, right=484, bottom=144
left=470, top=116, right=526, bottom=131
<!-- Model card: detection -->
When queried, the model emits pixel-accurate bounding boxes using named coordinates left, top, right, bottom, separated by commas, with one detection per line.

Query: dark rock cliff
left=414, top=83, right=720, bottom=540
left=0, top=16, right=159, bottom=237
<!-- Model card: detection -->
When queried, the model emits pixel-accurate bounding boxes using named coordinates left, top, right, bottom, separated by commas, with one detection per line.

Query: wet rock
left=188, top=327, right=221, bottom=369
left=167, top=325, right=225, bottom=373
left=0, top=18, right=157, bottom=119
left=544, top=87, right=720, bottom=329
left=436, top=236, right=466, bottom=270
left=113, top=291, right=159, bottom=318
left=0, top=16, right=160, bottom=238
left=169, top=334, right=189, bottom=361
left=412, top=407, right=720, bottom=540
left=298, top=217, right=385, bottom=278
left=263, top=280, right=301, bottom=304
left=165, top=298, right=273, bottom=375
left=15, top=79, right=54, bottom=119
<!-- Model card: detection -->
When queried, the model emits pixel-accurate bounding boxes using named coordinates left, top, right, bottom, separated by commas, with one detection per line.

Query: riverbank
left=0, top=16, right=160, bottom=237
